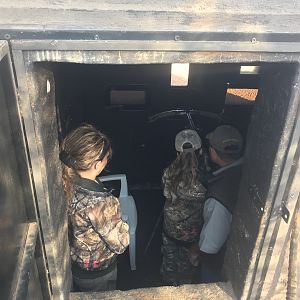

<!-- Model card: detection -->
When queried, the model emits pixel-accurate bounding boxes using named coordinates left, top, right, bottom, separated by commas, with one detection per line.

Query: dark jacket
left=206, top=163, right=242, bottom=213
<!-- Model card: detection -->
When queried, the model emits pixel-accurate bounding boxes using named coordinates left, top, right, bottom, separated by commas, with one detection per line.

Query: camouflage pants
left=160, top=232, right=196, bottom=285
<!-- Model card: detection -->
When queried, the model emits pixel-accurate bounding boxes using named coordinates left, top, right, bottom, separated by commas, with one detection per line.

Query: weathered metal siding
left=1, top=0, right=299, bottom=13
left=28, top=64, right=70, bottom=299
left=0, top=42, right=28, bottom=299
left=0, top=41, right=51, bottom=299
left=0, top=0, right=299, bottom=42
left=12, top=52, right=71, bottom=299
left=225, top=64, right=300, bottom=299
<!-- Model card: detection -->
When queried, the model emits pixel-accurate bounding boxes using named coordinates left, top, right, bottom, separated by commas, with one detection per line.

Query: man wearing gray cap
left=189, top=125, right=244, bottom=283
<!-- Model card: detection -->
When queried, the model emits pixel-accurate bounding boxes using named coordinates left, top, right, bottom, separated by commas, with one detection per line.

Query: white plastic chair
left=98, top=174, right=137, bottom=270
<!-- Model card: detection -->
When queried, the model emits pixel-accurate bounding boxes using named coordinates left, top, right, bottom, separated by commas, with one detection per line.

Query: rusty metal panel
left=31, top=66, right=71, bottom=285
left=12, top=51, right=71, bottom=299
left=11, top=222, right=40, bottom=300
left=224, top=63, right=300, bottom=298
left=0, top=41, right=28, bottom=299
left=0, top=41, right=34, bottom=299
left=0, top=2, right=299, bottom=37
left=9, top=39, right=300, bottom=53
left=249, top=68, right=300, bottom=299
left=0, top=0, right=299, bottom=51
left=0, top=0, right=299, bottom=13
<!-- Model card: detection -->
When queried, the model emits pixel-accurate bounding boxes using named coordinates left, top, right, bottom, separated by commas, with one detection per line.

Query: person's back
left=205, top=161, right=243, bottom=214
left=188, top=125, right=244, bottom=283
left=162, top=167, right=205, bottom=242
left=160, top=129, right=206, bottom=285
left=60, top=124, right=129, bottom=291
left=69, top=177, right=128, bottom=272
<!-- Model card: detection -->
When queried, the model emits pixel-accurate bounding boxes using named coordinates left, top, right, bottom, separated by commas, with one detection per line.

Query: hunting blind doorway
left=8, top=42, right=300, bottom=299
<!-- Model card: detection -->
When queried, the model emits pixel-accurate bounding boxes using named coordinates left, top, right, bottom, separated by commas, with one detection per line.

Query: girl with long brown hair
left=60, top=124, right=129, bottom=291
left=161, top=129, right=206, bottom=285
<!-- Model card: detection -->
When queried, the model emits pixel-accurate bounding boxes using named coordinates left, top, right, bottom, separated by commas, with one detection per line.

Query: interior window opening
left=46, top=61, right=296, bottom=294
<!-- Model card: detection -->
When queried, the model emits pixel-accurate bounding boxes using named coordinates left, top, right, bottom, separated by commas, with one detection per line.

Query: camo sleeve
left=86, top=195, right=129, bottom=254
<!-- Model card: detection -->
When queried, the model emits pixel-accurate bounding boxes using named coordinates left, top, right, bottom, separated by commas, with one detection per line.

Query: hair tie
left=59, top=150, right=77, bottom=168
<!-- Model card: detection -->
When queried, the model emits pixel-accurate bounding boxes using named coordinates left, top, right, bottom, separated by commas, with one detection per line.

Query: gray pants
left=73, top=265, right=117, bottom=292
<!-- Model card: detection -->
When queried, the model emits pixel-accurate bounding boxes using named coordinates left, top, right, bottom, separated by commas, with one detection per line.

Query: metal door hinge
left=279, top=204, right=290, bottom=223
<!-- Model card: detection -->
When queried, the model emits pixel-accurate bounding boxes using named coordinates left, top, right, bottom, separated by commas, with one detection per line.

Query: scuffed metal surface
left=21, top=61, right=71, bottom=299
left=22, top=49, right=300, bottom=65
left=0, top=1, right=299, bottom=35
left=225, top=64, right=300, bottom=299
left=1, top=0, right=300, bottom=14
left=0, top=44, right=32, bottom=299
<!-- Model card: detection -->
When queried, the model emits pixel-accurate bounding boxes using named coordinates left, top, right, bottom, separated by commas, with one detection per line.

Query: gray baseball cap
left=206, top=125, right=243, bottom=154
left=175, top=129, right=202, bottom=152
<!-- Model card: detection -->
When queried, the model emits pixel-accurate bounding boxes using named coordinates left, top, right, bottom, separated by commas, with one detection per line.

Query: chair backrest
left=99, top=174, right=137, bottom=270
left=98, top=174, right=128, bottom=197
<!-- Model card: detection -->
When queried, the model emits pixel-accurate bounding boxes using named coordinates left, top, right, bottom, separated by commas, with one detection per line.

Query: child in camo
left=161, top=129, right=206, bottom=285
left=60, top=124, right=129, bottom=291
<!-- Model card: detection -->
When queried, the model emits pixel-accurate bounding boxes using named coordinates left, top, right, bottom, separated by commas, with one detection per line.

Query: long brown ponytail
left=60, top=124, right=112, bottom=206
left=163, top=151, right=200, bottom=201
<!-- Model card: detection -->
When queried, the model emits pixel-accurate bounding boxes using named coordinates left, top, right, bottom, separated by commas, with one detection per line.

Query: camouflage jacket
left=162, top=168, right=206, bottom=242
left=69, top=176, right=129, bottom=271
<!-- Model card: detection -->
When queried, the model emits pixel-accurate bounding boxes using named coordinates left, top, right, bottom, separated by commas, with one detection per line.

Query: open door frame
left=10, top=39, right=300, bottom=299
left=0, top=41, right=51, bottom=299
left=11, top=48, right=71, bottom=299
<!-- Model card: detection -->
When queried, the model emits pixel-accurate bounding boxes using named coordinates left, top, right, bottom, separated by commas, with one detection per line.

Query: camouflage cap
left=175, top=129, right=202, bottom=152
left=206, top=125, right=243, bottom=154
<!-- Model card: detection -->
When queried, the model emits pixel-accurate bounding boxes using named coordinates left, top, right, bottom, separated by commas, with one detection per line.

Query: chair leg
left=129, top=233, right=136, bottom=271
